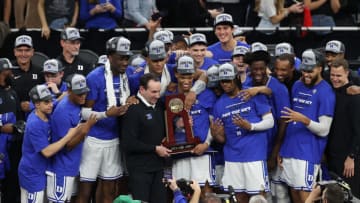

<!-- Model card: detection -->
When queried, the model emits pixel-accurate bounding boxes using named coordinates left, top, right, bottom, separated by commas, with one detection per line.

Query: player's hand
left=20, top=101, right=31, bottom=112
left=155, top=145, right=172, bottom=157
left=184, top=91, right=196, bottom=111
left=125, top=95, right=139, bottom=106
left=86, top=114, right=98, bottom=127
left=239, top=87, right=259, bottom=101
left=191, top=143, right=209, bottom=155
left=281, top=107, right=308, bottom=124
left=343, top=156, right=355, bottom=178
left=103, top=2, right=116, bottom=13
left=232, top=114, right=251, bottom=130
left=47, top=82, right=59, bottom=94
left=166, top=82, right=177, bottom=93
left=210, top=118, right=225, bottom=143
left=106, top=105, right=129, bottom=117
left=346, top=85, right=360, bottom=95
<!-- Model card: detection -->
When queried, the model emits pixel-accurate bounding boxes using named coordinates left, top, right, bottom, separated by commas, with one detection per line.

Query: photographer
left=305, top=183, right=344, bottom=203
left=168, top=177, right=201, bottom=203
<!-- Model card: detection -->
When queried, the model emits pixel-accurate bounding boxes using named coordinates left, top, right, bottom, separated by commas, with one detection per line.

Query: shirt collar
left=137, top=92, right=156, bottom=109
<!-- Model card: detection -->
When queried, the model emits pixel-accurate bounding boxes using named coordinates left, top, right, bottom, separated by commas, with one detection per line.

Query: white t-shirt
left=257, top=0, right=279, bottom=30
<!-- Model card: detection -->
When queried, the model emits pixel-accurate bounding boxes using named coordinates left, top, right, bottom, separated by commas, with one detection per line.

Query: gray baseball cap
left=233, top=25, right=244, bottom=37
left=97, top=55, right=108, bottom=65
left=61, top=27, right=83, bottom=41
left=15, top=35, right=33, bottom=48
left=106, top=36, right=133, bottom=56
left=148, top=40, right=167, bottom=61
left=207, top=64, right=220, bottom=88
left=29, top=84, right=52, bottom=102
left=214, top=13, right=234, bottom=27
left=0, top=58, right=13, bottom=72
left=66, top=74, right=90, bottom=95
left=300, top=49, right=324, bottom=71
left=177, top=55, right=195, bottom=74
left=251, top=42, right=268, bottom=53
left=153, top=30, right=172, bottom=44
left=218, top=63, right=236, bottom=80
left=325, top=40, right=345, bottom=54
left=275, top=42, right=294, bottom=57
left=43, top=59, right=64, bottom=73
left=189, top=33, right=207, bottom=47
left=232, top=45, right=249, bottom=57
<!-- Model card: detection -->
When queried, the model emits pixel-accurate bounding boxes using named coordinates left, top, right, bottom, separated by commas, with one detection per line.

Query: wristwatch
left=348, top=153, right=355, bottom=160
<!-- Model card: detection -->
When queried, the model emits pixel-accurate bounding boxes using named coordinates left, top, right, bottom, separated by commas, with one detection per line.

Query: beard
left=301, top=74, right=318, bottom=87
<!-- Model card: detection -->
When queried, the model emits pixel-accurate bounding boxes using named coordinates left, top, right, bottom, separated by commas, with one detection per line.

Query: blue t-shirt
left=213, top=93, right=271, bottom=162
left=86, top=67, right=124, bottom=140
left=0, top=112, right=15, bottom=179
left=18, top=111, right=51, bottom=192
left=280, top=80, right=335, bottom=164
left=49, top=96, right=82, bottom=176
left=208, top=41, right=249, bottom=64
left=199, top=57, right=218, bottom=71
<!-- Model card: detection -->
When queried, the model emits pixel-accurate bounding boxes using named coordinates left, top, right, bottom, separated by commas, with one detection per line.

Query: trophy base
left=165, top=143, right=198, bottom=155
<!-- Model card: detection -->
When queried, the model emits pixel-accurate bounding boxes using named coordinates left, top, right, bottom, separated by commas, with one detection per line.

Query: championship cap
left=97, top=55, right=108, bottom=65
left=43, top=59, right=64, bottom=73
left=0, top=58, right=13, bottom=72
left=176, top=55, right=195, bottom=74
left=29, top=84, right=52, bottom=103
left=14, top=35, right=33, bottom=48
left=166, top=30, right=174, bottom=41
left=251, top=42, right=268, bottom=53
left=189, top=33, right=207, bottom=47
left=66, top=74, right=90, bottom=95
left=325, top=40, right=345, bottom=54
left=232, top=45, right=250, bottom=57
left=300, top=49, right=325, bottom=71
left=153, top=30, right=172, bottom=44
left=214, top=13, right=234, bottom=27
left=233, top=25, right=244, bottom=37
left=61, top=27, right=83, bottom=41
left=106, top=36, right=133, bottom=56
left=148, top=40, right=167, bottom=61
left=275, top=42, right=294, bottom=57
left=207, top=64, right=220, bottom=88
left=129, top=54, right=146, bottom=67
left=218, top=63, right=236, bottom=80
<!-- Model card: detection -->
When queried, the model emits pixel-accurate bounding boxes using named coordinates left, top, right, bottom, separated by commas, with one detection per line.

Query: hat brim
left=300, top=64, right=315, bottom=71
left=189, top=41, right=207, bottom=47
left=43, top=68, right=64, bottom=73
left=15, top=43, right=33, bottom=48
left=66, top=36, right=84, bottom=41
left=149, top=53, right=166, bottom=61
left=214, top=21, right=234, bottom=28
left=219, top=75, right=236, bottom=80
left=177, top=70, right=195, bottom=74
left=33, top=95, right=53, bottom=102
left=72, top=87, right=90, bottom=95
left=114, top=51, right=133, bottom=56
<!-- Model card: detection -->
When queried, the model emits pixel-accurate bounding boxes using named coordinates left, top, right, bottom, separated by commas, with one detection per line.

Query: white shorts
left=172, top=154, right=216, bottom=186
left=215, top=164, right=224, bottom=186
left=20, top=187, right=45, bottom=203
left=270, top=165, right=283, bottom=184
left=46, top=171, right=77, bottom=202
left=80, top=136, right=123, bottom=181
left=222, top=161, right=270, bottom=194
left=279, top=158, right=320, bottom=191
